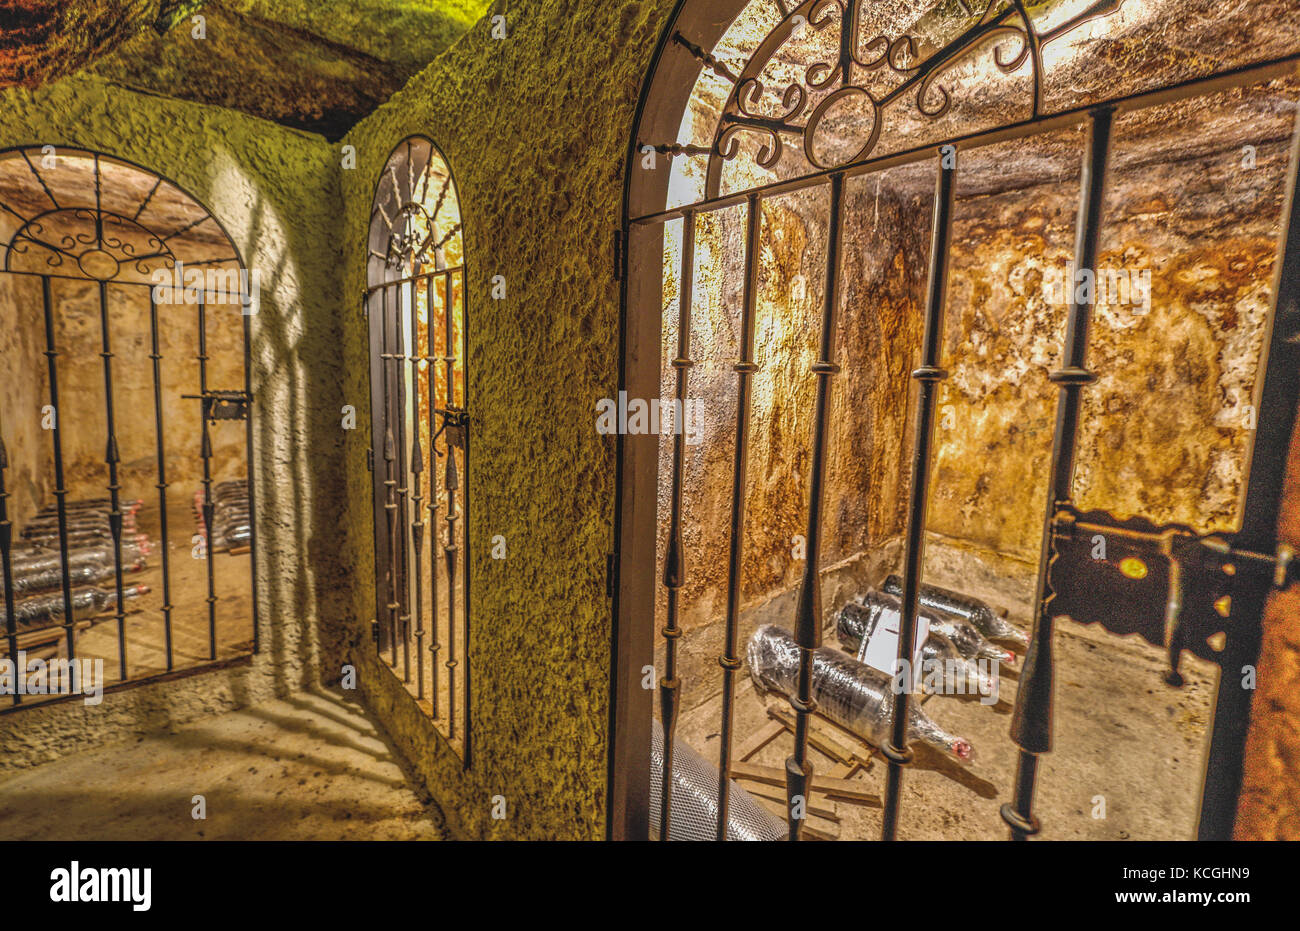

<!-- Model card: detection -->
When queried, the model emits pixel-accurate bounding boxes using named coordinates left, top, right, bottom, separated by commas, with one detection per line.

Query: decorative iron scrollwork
left=1048, top=505, right=1296, bottom=682
left=694, top=0, right=1124, bottom=188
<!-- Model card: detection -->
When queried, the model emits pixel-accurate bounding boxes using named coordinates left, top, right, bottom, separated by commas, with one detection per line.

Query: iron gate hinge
left=371, top=619, right=381, bottom=645
left=614, top=229, right=627, bottom=281
left=367, top=447, right=374, bottom=472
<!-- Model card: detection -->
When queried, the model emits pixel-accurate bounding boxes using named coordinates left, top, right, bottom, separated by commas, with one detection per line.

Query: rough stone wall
left=0, top=279, right=248, bottom=505
left=0, top=74, right=347, bottom=768
left=338, top=0, right=677, bottom=840
left=0, top=272, right=53, bottom=527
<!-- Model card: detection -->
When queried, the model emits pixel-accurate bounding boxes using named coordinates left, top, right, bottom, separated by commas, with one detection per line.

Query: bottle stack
left=3, top=498, right=152, bottom=632
left=194, top=480, right=250, bottom=552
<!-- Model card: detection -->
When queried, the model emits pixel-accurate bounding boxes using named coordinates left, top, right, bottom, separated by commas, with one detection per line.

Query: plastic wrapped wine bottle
left=883, top=574, right=1029, bottom=650
left=746, top=624, right=975, bottom=764
left=3, top=584, right=150, bottom=630
left=10, top=538, right=149, bottom=574
left=836, top=598, right=998, bottom=697
left=855, top=590, right=1013, bottom=663
left=1, top=560, right=116, bottom=599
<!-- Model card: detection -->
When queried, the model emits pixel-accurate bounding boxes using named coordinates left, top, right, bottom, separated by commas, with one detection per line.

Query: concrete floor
left=676, top=618, right=1217, bottom=840
left=0, top=688, right=450, bottom=840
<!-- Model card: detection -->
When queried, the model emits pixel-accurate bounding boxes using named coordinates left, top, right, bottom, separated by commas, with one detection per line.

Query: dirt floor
left=675, top=616, right=1218, bottom=841
left=0, top=687, right=451, bottom=840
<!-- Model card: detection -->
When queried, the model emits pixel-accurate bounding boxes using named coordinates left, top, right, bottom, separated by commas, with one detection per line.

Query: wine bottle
left=856, top=590, right=1013, bottom=663
left=1, top=559, right=117, bottom=599
left=836, top=598, right=998, bottom=697
left=883, top=574, right=1029, bottom=650
left=747, top=624, right=975, bottom=763
left=3, top=584, right=150, bottom=630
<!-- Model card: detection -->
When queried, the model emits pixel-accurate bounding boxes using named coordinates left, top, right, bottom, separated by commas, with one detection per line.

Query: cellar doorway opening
left=364, top=136, right=471, bottom=762
left=0, top=146, right=259, bottom=708
left=613, top=0, right=1300, bottom=840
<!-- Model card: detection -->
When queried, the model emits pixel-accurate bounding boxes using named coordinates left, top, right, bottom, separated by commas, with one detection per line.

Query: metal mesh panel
left=649, top=717, right=787, bottom=841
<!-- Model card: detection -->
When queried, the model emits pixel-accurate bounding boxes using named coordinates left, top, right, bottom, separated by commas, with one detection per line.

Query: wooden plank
left=755, top=797, right=839, bottom=840
left=745, top=786, right=840, bottom=822
left=767, top=706, right=873, bottom=767
left=734, top=718, right=785, bottom=762
left=730, top=760, right=880, bottom=805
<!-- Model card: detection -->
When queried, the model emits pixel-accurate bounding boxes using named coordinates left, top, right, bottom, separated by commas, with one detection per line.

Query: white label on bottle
left=859, top=612, right=929, bottom=677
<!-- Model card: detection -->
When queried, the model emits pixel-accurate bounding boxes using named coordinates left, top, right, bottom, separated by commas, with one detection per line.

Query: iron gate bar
left=410, top=276, right=427, bottom=702
left=197, top=294, right=218, bottom=661
left=631, top=53, right=1300, bottom=228
left=1197, top=119, right=1300, bottom=841
left=444, top=269, right=460, bottom=741
left=719, top=195, right=763, bottom=837
left=397, top=280, right=412, bottom=685
left=97, top=279, right=129, bottom=679
left=382, top=284, right=399, bottom=667
left=427, top=273, right=441, bottom=717
left=41, top=275, right=78, bottom=661
left=882, top=150, right=957, bottom=842
left=1004, top=106, right=1114, bottom=841
left=0, top=416, right=18, bottom=703
left=148, top=289, right=175, bottom=671
left=787, top=172, right=845, bottom=842
left=659, top=210, right=694, bottom=841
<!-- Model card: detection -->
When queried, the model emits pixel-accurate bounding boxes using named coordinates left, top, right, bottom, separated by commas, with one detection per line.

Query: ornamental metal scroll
left=0, top=148, right=240, bottom=283
left=704, top=0, right=1123, bottom=189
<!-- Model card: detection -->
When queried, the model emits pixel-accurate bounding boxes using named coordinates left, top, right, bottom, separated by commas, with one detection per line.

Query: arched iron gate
left=612, top=0, right=1300, bottom=841
left=0, top=146, right=260, bottom=706
left=363, top=136, right=472, bottom=762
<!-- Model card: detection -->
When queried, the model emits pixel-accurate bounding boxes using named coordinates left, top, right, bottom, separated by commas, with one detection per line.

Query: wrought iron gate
left=0, top=146, right=259, bottom=707
left=364, top=136, right=471, bottom=761
left=613, top=0, right=1300, bottom=840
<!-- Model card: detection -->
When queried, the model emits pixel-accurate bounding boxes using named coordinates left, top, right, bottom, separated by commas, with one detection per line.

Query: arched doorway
left=364, top=136, right=471, bottom=761
left=613, top=0, right=1300, bottom=840
left=0, top=145, right=259, bottom=705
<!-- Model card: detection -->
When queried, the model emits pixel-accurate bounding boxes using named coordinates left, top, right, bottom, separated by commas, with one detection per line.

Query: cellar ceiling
left=0, top=0, right=494, bottom=139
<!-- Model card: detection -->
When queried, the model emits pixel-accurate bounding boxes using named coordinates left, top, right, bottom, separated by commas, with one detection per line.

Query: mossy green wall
left=338, top=1, right=676, bottom=839
left=0, top=75, right=350, bottom=764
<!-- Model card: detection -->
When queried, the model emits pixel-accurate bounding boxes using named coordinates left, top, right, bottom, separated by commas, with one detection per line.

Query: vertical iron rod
left=148, top=289, right=175, bottom=670
left=381, top=285, right=400, bottom=666
left=41, top=276, right=77, bottom=662
left=787, top=174, right=846, bottom=840
left=660, top=212, right=695, bottom=840
left=719, top=196, right=764, bottom=836
left=0, top=418, right=18, bottom=704
left=444, top=270, right=460, bottom=740
left=1004, top=107, right=1114, bottom=841
left=242, top=280, right=260, bottom=655
left=396, top=280, right=412, bottom=684
left=428, top=274, right=441, bottom=716
left=97, top=280, right=128, bottom=679
left=197, top=294, right=217, bottom=661
left=882, top=149, right=957, bottom=841
left=410, top=276, right=427, bottom=701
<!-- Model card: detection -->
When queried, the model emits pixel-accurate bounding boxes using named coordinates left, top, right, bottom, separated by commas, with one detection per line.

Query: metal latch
left=182, top=390, right=252, bottom=422
left=1048, top=504, right=1296, bottom=683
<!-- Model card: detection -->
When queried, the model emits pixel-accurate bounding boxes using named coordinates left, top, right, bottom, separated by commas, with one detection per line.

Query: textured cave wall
left=338, top=0, right=676, bottom=840
left=1238, top=411, right=1300, bottom=840
left=0, top=74, right=347, bottom=768
left=0, top=273, right=53, bottom=527
left=653, top=173, right=928, bottom=709
left=0, top=0, right=159, bottom=88
left=0, top=280, right=248, bottom=507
